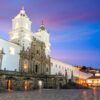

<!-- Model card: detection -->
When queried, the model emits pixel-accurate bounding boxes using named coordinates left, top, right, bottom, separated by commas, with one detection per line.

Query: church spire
left=40, top=20, right=45, bottom=30
left=19, top=6, right=26, bottom=16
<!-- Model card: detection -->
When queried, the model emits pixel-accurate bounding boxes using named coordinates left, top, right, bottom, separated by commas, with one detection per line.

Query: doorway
left=25, top=80, right=29, bottom=91
left=8, top=80, right=12, bottom=91
left=35, top=65, right=38, bottom=73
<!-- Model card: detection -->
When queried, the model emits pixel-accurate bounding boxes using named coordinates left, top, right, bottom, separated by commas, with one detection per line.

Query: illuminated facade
left=0, top=7, right=51, bottom=74
left=51, top=58, right=92, bottom=80
left=86, top=73, right=100, bottom=87
left=0, top=7, right=93, bottom=90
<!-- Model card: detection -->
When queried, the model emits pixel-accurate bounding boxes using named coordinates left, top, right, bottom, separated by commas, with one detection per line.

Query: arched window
left=36, top=50, right=39, bottom=54
left=46, top=67, right=49, bottom=72
left=35, top=65, right=38, bottom=73
left=9, top=47, right=15, bottom=55
left=24, top=62, right=28, bottom=72
left=56, top=64, right=57, bottom=68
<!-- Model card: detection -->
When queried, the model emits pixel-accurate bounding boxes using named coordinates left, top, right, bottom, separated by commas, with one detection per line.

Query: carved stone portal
left=19, top=37, right=51, bottom=75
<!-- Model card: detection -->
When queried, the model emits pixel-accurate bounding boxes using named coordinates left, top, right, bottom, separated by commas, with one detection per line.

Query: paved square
left=0, top=89, right=99, bottom=100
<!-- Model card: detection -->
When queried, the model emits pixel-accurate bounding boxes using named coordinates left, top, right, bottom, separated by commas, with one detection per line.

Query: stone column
left=28, top=60, right=31, bottom=73
left=19, top=58, right=24, bottom=72
left=41, top=63, right=43, bottom=74
left=0, top=55, right=3, bottom=70
left=31, top=61, right=33, bottom=73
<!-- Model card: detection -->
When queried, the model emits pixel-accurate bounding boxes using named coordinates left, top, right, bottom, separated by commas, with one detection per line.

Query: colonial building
left=0, top=7, right=51, bottom=74
left=0, top=7, right=92, bottom=90
left=86, top=73, right=100, bottom=87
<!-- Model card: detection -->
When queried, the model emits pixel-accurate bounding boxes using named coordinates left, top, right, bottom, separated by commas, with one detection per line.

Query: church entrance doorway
left=59, top=80, right=63, bottom=89
left=35, top=65, right=38, bottom=73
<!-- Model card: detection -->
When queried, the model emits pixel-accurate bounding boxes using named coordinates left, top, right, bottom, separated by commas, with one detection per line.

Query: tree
left=65, top=70, right=68, bottom=84
left=71, top=71, right=74, bottom=82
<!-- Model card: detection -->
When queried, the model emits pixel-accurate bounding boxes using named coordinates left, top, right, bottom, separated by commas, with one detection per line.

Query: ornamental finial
left=22, top=6, right=24, bottom=10
left=42, top=20, right=44, bottom=25
left=40, top=20, right=45, bottom=30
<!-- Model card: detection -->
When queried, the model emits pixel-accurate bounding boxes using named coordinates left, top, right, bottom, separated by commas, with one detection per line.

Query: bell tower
left=9, top=6, right=33, bottom=49
left=35, top=21, right=51, bottom=57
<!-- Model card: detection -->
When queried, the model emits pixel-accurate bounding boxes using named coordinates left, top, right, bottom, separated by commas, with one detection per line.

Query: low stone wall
left=0, top=70, right=66, bottom=91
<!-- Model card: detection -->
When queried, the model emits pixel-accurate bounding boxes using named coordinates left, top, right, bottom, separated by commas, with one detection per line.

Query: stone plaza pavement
left=0, top=88, right=99, bottom=100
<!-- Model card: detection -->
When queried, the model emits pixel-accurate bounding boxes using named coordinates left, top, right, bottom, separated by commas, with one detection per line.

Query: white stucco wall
left=51, top=58, right=92, bottom=79
left=0, top=39, right=22, bottom=71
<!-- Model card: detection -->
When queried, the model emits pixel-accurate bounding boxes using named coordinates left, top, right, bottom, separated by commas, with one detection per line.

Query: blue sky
left=0, top=0, right=100, bottom=68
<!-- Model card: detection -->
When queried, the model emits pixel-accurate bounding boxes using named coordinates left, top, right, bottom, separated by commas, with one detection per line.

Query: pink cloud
left=51, top=49, right=100, bottom=67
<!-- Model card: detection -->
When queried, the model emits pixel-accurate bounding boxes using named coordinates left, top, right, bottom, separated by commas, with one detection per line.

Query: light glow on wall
left=24, top=62, right=28, bottom=71
left=9, top=47, right=15, bottom=55
left=11, top=36, right=19, bottom=40
left=24, top=36, right=31, bottom=41
left=15, top=23, right=19, bottom=29
left=94, top=80, right=97, bottom=84
left=25, top=24, right=28, bottom=29
left=25, top=80, right=29, bottom=91
left=87, top=80, right=92, bottom=84
left=38, top=80, right=42, bottom=89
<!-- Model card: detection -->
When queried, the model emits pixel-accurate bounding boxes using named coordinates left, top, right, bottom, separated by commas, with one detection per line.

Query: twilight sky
left=0, top=0, right=100, bottom=68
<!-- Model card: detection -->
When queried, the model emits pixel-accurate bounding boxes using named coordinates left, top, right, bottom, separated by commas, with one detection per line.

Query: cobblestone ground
left=0, top=88, right=99, bottom=100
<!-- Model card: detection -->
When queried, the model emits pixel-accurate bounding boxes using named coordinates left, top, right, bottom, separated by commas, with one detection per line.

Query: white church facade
left=0, top=7, right=92, bottom=90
